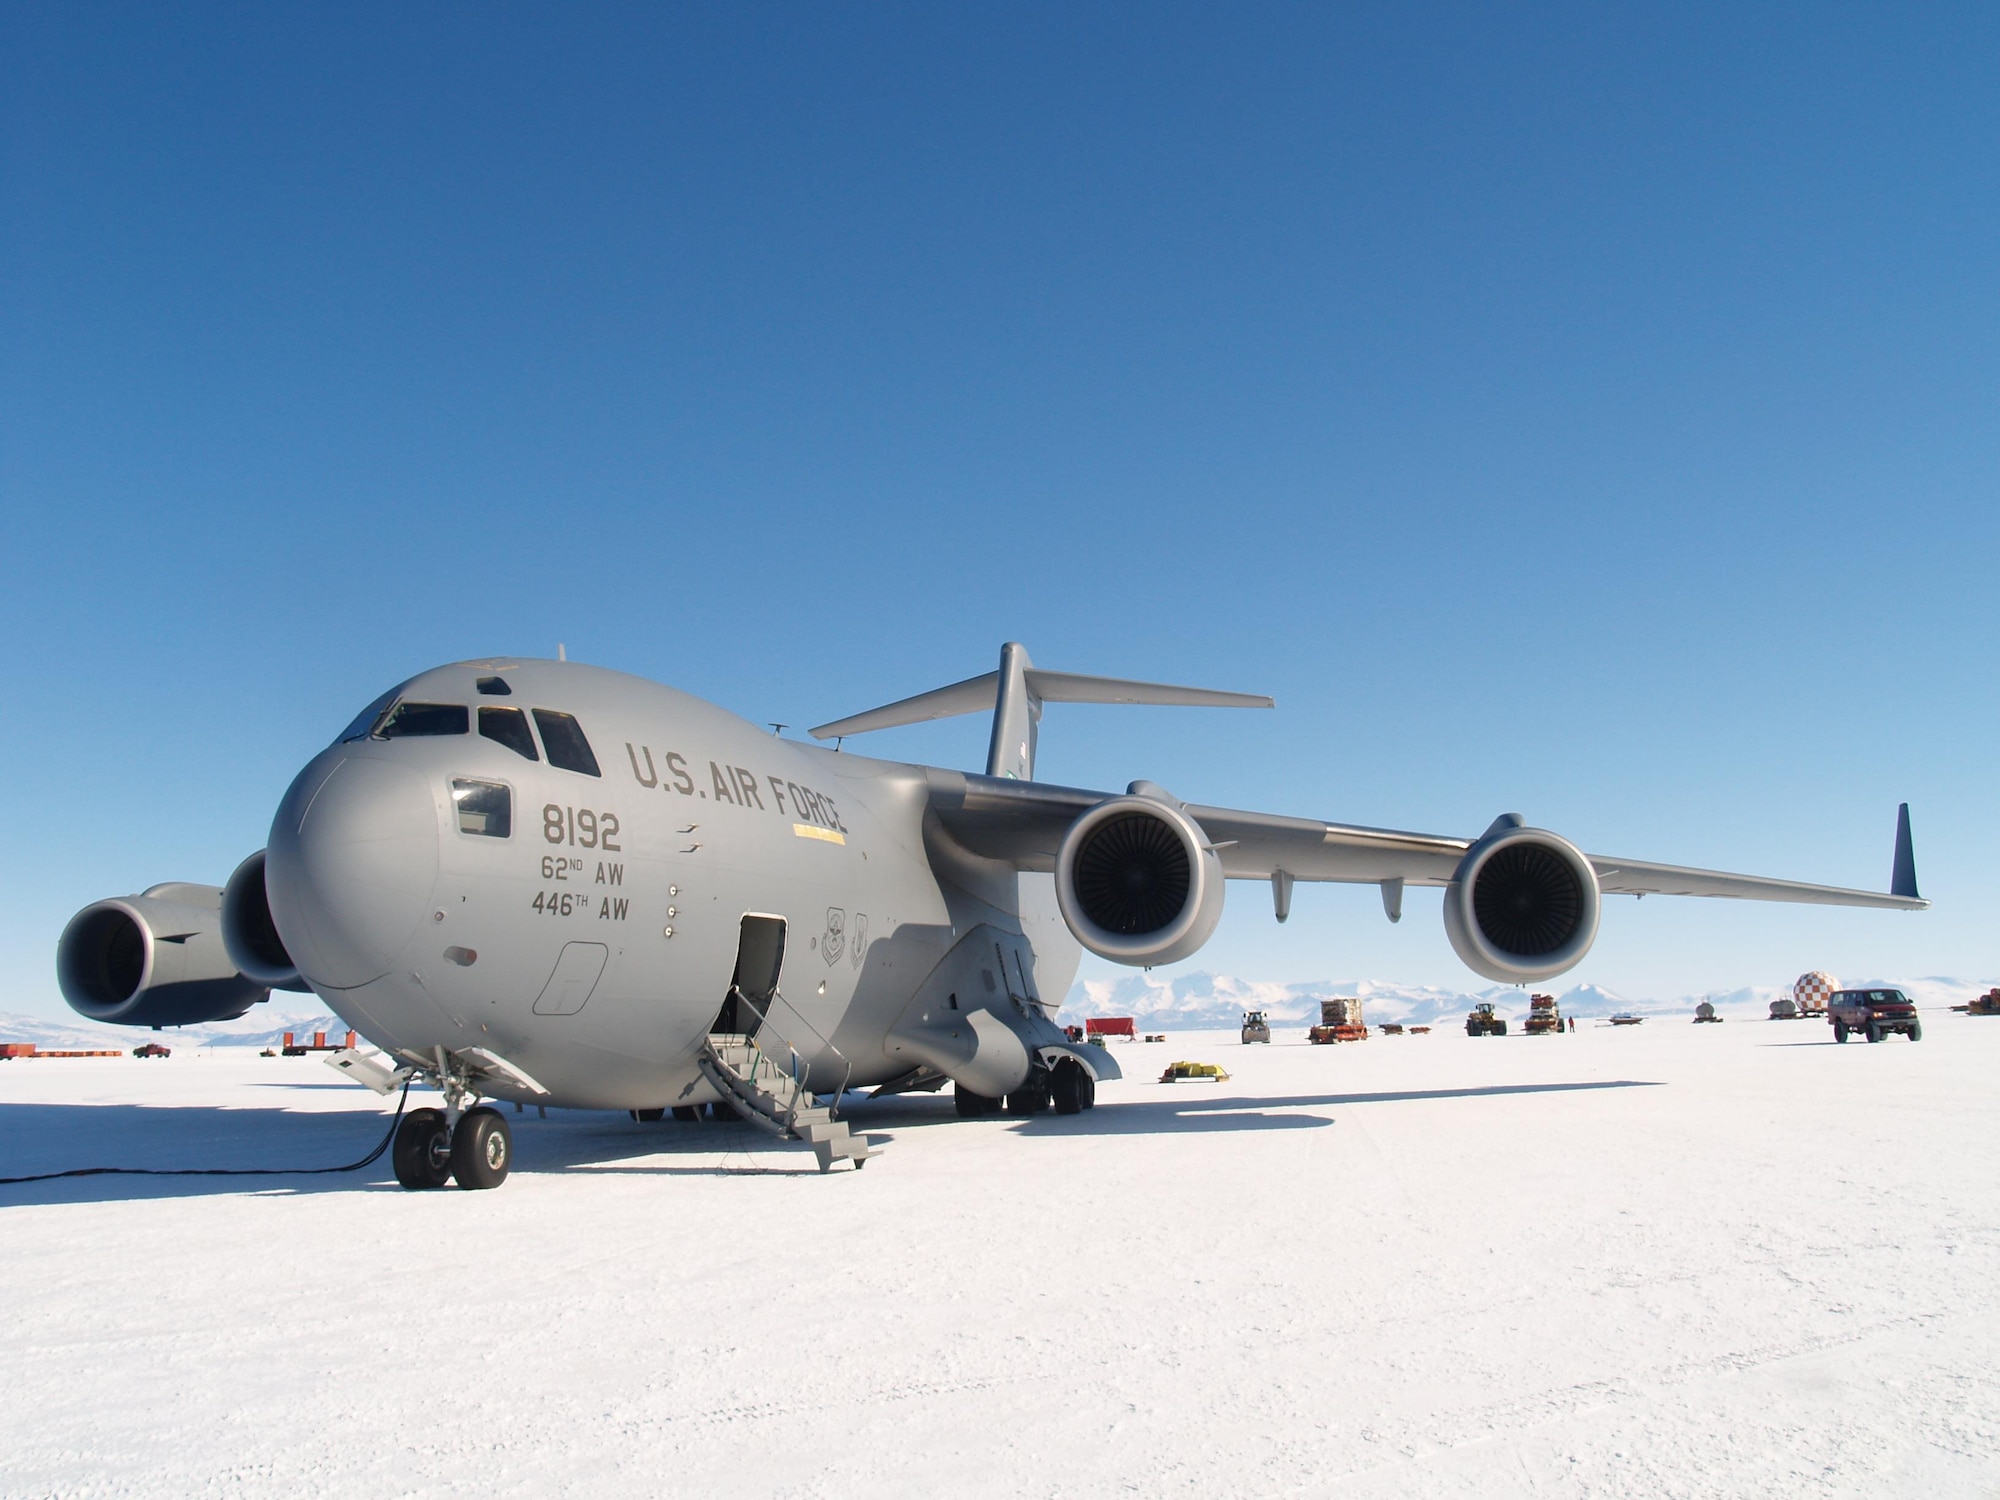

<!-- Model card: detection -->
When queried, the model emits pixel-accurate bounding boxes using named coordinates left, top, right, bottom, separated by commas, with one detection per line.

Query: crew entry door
left=711, top=914, right=786, bottom=1037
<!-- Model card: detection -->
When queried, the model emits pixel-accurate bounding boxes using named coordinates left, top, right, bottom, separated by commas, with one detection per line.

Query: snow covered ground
left=1, top=1011, right=1994, bottom=1498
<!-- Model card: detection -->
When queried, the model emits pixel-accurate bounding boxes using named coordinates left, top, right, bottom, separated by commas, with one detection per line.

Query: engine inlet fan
left=1471, top=841, right=1584, bottom=956
left=1073, top=812, right=1193, bottom=935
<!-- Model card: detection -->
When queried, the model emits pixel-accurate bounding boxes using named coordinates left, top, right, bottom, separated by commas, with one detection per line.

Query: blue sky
left=3, top=4, right=1993, bottom=1020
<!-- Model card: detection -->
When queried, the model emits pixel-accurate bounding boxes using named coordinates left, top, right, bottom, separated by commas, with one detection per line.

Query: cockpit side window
left=532, top=709, right=601, bottom=776
left=478, top=706, right=539, bottom=761
left=337, top=689, right=399, bottom=743
left=451, top=778, right=512, bottom=838
left=376, top=702, right=470, bottom=738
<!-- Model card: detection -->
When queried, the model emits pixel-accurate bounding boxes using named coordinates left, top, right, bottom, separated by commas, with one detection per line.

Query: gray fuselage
left=264, top=658, right=1080, bottom=1110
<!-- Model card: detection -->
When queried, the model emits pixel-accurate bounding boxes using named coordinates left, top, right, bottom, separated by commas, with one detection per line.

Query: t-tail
left=809, top=642, right=1272, bottom=779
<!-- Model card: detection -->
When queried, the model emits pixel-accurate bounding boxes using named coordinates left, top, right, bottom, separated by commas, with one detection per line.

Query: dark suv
left=1828, top=988, right=1922, bottom=1044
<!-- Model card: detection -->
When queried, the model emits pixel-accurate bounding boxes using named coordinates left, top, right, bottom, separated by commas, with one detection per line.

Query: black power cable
left=0, top=1080, right=412, bottom=1187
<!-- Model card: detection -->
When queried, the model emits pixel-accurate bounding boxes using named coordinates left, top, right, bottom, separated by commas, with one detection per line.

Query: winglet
left=1890, top=802, right=1920, bottom=901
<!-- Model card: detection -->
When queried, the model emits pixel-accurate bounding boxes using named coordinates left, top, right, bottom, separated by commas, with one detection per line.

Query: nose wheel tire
left=451, top=1107, right=512, bottom=1190
left=392, top=1108, right=453, bottom=1190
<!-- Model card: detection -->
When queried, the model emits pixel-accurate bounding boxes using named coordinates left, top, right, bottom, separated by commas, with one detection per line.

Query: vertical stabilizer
left=1891, top=802, right=1920, bottom=900
left=985, top=643, right=1041, bottom=780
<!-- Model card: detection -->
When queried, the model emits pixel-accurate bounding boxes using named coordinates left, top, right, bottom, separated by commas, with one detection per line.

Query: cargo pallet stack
left=1309, top=997, right=1367, bottom=1044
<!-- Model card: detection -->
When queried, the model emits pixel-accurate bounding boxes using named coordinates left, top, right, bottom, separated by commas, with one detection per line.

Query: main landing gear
left=955, top=1058, right=1097, bottom=1119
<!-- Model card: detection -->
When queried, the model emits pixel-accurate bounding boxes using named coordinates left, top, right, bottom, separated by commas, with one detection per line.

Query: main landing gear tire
left=393, top=1108, right=453, bottom=1190
left=954, top=1085, right=1000, bottom=1118
left=1834, top=1021, right=1849, bottom=1043
left=451, top=1107, right=512, bottom=1190
left=1004, top=1087, right=1049, bottom=1116
left=671, top=1105, right=701, bottom=1122
left=1051, top=1060, right=1091, bottom=1116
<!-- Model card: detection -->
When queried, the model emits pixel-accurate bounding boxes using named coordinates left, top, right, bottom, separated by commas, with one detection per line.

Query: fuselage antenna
left=558, top=643, right=566, bottom=662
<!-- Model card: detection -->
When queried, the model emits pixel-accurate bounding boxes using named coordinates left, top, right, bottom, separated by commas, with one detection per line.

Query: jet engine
left=221, top=849, right=306, bottom=990
left=1442, top=817, right=1601, bottom=983
left=1054, top=794, right=1225, bottom=966
left=57, top=883, right=268, bottom=1027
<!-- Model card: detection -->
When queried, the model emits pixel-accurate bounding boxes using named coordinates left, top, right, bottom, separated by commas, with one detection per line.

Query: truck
left=1240, top=1010, right=1271, bottom=1044
left=1828, top=987, right=1921, bottom=1043
left=1309, top=998, right=1367, bottom=1044
left=1465, top=1002, right=1506, bottom=1037
left=1523, top=994, right=1563, bottom=1035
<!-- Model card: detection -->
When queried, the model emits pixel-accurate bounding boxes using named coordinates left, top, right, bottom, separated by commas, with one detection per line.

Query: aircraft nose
left=266, top=754, right=440, bottom=989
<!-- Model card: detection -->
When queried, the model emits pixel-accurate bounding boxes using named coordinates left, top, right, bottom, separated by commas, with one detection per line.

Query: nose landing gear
left=392, top=1104, right=513, bottom=1190
left=385, top=1047, right=536, bottom=1190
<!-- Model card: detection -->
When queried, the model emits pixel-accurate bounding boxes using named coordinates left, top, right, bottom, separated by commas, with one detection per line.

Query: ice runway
left=1, top=1013, right=1994, bottom=1498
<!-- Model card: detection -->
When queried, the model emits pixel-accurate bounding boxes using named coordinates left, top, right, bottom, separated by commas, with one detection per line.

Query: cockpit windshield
left=532, top=709, right=601, bottom=776
left=479, top=706, right=539, bottom=761
left=375, top=702, right=470, bottom=738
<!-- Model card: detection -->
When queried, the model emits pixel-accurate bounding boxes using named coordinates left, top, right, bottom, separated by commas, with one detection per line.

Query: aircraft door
left=712, top=914, right=786, bottom=1037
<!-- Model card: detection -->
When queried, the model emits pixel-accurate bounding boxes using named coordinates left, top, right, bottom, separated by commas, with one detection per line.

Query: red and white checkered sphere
left=1794, top=971, right=1838, bottom=1007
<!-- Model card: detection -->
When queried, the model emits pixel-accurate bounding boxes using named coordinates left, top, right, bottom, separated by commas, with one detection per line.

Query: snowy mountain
left=0, top=995, right=355, bottom=1051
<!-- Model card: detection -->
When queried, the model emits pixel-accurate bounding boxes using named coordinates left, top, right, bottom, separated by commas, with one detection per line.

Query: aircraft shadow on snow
left=0, top=1079, right=1662, bottom=1203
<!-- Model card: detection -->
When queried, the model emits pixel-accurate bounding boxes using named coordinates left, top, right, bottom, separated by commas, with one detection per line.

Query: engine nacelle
left=1442, top=818, right=1601, bottom=983
left=57, top=883, right=268, bottom=1027
left=1055, top=794, right=1225, bottom=966
left=222, top=850, right=306, bottom=989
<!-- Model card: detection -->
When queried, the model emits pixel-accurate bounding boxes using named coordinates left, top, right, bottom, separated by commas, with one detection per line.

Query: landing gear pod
left=1054, top=795, right=1225, bottom=966
left=1442, top=817, right=1601, bottom=984
left=57, top=884, right=268, bottom=1027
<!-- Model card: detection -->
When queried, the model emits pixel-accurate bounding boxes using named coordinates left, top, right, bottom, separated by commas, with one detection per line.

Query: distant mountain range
left=1056, top=972, right=1998, bottom=1030
left=0, top=997, right=357, bottom=1052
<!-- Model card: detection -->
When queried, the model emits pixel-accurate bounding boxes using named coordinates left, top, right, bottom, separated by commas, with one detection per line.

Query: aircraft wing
left=922, top=769, right=1927, bottom=910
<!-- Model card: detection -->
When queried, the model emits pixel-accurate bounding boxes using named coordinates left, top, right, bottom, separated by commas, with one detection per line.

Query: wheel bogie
left=1051, top=1060, right=1089, bottom=1115
left=954, top=1085, right=1000, bottom=1118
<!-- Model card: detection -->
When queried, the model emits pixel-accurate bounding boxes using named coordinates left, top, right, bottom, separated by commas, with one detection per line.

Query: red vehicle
left=1828, top=988, right=1921, bottom=1044
left=132, top=1043, right=171, bottom=1059
left=1085, top=1017, right=1136, bottom=1041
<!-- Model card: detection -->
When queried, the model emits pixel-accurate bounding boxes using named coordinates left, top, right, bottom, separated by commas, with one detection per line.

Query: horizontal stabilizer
left=811, top=664, right=1270, bottom=741
left=811, top=672, right=1002, bottom=740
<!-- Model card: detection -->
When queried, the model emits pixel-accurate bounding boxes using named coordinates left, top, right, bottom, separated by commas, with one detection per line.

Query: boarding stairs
left=696, top=989, right=882, bottom=1172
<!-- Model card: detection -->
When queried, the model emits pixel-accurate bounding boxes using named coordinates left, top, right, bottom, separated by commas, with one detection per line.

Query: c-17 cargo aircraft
left=57, top=644, right=1925, bottom=1189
